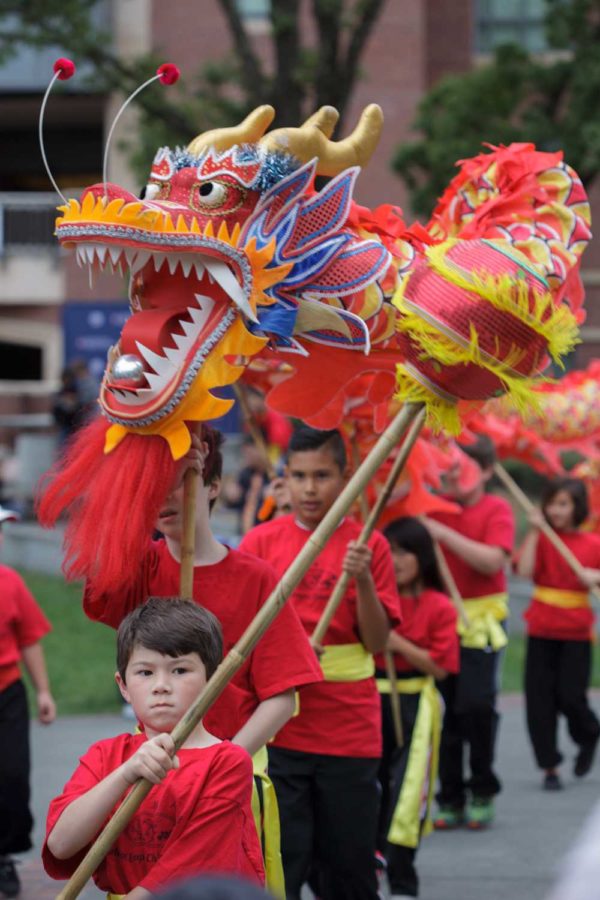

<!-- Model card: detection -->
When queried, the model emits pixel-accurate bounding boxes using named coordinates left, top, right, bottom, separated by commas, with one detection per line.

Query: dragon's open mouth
left=64, top=231, right=260, bottom=423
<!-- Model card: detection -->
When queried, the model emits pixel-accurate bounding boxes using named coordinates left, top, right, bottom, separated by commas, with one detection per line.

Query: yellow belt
left=107, top=895, right=124, bottom=899
left=319, top=642, right=375, bottom=682
left=252, top=745, right=285, bottom=898
left=533, top=585, right=590, bottom=609
left=458, top=593, right=509, bottom=650
left=376, top=676, right=442, bottom=848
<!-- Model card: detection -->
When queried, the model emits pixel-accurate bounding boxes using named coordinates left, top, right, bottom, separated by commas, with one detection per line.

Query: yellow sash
left=252, top=745, right=285, bottom=898
left=458, top=593, right=509, bottom=650
left=107, top=895, right=124, bottom=899
left=533, top=585, right=590, bottom=609
left=376, top=676, right=442, bottom=848
left=319, top=642, right=375, bottom=682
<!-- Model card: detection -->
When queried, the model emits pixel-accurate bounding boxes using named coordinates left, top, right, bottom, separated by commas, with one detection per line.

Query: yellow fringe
left=394, top=367, right=462, bottom=434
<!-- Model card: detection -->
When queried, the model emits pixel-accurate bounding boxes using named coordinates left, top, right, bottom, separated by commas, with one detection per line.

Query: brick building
left=0, top=0, right=597, bottom=488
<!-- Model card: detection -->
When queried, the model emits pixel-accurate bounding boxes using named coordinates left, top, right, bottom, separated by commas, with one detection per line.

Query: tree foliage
left=394, top=0, right=600, bottom=218
left=0, top=0, right=386, bottom=178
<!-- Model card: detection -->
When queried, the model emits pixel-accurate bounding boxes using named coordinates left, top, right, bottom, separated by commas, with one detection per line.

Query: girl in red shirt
left=516, top=477, right=600, bottom=791
left=377, top=517, right=459, bottom=900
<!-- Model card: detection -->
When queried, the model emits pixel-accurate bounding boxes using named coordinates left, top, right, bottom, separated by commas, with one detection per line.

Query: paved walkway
left=18, top=693, right=600, bottom=899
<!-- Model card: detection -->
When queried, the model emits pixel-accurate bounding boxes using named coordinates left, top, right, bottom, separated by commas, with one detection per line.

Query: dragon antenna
left=39, top=58, right=76, bottom=203
left=102, top=62, right=180, bottom=198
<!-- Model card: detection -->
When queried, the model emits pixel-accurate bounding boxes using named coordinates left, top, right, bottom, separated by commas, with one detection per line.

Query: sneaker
left=0, top=856, right=20, bottom=898
left=465, top=796, right=494, bottom=830
left=543, top=772, right=563, bottom=791
left=574, top=734, right=599, bottom=778
left=433, top=805, right=465, bottom=830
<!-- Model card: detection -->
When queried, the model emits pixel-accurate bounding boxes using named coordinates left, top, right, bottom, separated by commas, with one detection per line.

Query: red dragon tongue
left=120, top=307, right=185, bottom=357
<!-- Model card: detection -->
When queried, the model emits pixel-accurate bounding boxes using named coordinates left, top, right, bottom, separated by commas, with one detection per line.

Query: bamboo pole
left=180, top=468, right=198, bottom=599
left=311, top=406, right=427, bottom=647
left=383, top=650, right=404, bottom=748
left=432, top=540, right=470, bottom=628
left=493, top=462, right=600, bottom=605
left=233, top=383, right=276, bottom=479
left=56, top=401, right=424, bottom=900
left=351, top=431, right=370, bottom=523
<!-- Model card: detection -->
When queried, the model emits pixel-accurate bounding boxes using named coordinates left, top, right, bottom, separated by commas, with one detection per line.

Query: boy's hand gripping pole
left=311, top=406, right=426, bottom=647
left=55, top=402, right=425, bottom=900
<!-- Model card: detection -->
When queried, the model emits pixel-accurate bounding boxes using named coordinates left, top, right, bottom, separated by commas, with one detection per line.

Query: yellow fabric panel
left=533, top=585, right=590, bottom=609
left=458, top=593, right=509, bottom=650
left=252, top=746, right=285, bottom=898
left=319, top=642, right=375, bottom=682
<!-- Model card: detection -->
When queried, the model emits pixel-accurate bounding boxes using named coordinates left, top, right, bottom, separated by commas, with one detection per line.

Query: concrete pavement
left=18, top=693, right=600, bottom=899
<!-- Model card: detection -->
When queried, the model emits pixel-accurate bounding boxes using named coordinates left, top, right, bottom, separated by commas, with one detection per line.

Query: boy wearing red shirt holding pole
left=43, top=598, right=265, bottom=896
left=424, top=435, right=515, bottom=830
left=83, top=427, right=321, bottom=892
left=240, top=426, right=401, bottom=900
left=0, top=505, right=56, bottom=899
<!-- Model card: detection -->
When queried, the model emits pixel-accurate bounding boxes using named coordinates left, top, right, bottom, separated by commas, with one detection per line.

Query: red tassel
left=37, top=418, right=176, bottom=599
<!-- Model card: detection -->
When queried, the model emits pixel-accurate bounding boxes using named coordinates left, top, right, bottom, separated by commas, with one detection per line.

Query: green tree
left=394, top=0, right=600, bottom=218
left=0, top=0, right=387, bottom=178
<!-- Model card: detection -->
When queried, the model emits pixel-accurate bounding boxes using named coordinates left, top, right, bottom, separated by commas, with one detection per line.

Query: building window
left=475, top=0, right=549, bottom=54
left=235, top=0, right=270, bottom=19
left=0, top=341, right=42, bottom=381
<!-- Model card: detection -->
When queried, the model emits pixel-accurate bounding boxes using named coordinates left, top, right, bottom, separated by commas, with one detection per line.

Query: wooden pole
left=432, top=540, right=470, bottom=628
left=56, top=402, right=424, bottom=900
left=383, top=650, right=404, bottom=748
left=493, top=462, right=600, bottom=605
left=180, top=468, right=198, bottom=599
left=311, top=406, right=427, bottom=647
left=233, top=383, right=276, bottom=479
left=351, top=431, right=370, bottom=523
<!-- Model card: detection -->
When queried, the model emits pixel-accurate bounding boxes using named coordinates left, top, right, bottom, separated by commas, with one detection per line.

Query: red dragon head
left=55, top=104, right=392, bottom=458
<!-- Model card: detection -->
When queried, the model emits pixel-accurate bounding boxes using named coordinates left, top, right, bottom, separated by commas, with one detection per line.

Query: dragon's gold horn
left=187, top=105, right=275, bottom=156
left=301, top=106, right=339, bottom=138
left=259, top=104, right=383, bottom=176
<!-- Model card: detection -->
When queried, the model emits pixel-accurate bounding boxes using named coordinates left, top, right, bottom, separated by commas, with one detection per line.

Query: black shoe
left=543, top=772, right=563, bottom=791
left=574, top=735, right=600, bottom=778
left=0, top=856, right=20, bottom=898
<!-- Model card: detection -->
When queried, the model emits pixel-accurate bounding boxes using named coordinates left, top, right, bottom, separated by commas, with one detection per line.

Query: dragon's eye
left=190, top=179, right=246, bottom=215
left=197, top=181, right=227, bottom=206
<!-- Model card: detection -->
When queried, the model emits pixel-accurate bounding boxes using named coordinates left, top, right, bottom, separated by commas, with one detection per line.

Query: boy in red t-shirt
left=240, top=426, right=401, bottom=900
left=424, top=435, right=515, bottom=830
left=44, top=598, right=264, bottom=895
left=0, top=505, right=56, bottom=898
left=516, top=477, right=600, bottom=790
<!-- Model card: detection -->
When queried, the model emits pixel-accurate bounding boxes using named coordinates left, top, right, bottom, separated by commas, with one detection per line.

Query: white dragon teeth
left=108, top=246, right=121, bottom=265
left=130, top=250, right=151, bottom=274
left=180, top=258, right=193, bottom=277
left=203, top=258, right=257, bottom=323
left=167, top=255, right=179, bottom=275
left=153, top=253, right=166, bottom=272
left=135, top=341, right=177, bottom=378
left=194, top=261, right=205, bottom=280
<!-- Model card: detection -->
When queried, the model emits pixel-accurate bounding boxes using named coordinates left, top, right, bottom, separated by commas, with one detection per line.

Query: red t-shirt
left=375, top=588, right=460, bottom=675
left=431, top=494, right=515, bottom=599
left=523, top=531, right=600, bottom=641
left=0, top=565, right=51, bottom=692
left=240, top=515, right=401, bottom=757
left=43, top=735, right=264, bottom=893
left=84, top=542, right=322, bottom=740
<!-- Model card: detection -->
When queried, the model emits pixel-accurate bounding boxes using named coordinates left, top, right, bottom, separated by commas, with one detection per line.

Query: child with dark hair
left=82, top=425, right=321, bottom=891
left=516, top=477, right=600, bottom=790
left=240, top=425, right=400, bottom=900
left=43, top=598, right=265, bottom=896
left=377, top=517, right=459, bottom=899
left=424, top=434, right=515, bottom=830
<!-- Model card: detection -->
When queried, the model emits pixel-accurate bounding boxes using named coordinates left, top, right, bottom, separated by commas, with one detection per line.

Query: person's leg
left=556, top=640, right=600, bottom=776
left=0, top=680, right=31, bottom=899
left=377, top=691, right=398, bottom=850
left=314, top=754, right=381, bottom=900
left=0, top=680, right=32, bottom=856
left=384, top=694, right=420, bottom=896
left=267, top=746, right=316, bottom=900
left=457, top=647, right=502, bottom=802
left=435, top=672, right=466, bottom=815
left=525, top=637, right=562, bottom=771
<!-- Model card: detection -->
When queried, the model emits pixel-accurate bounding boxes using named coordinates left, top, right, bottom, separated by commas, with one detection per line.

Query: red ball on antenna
left=54, top=58, right=76, bottom=80
left=157, top=63, right=180, bottom=86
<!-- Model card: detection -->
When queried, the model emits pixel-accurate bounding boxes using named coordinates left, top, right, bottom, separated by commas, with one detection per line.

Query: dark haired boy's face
left=286, top=447, right=347, bottom=528
left=544, top=489, right=576, bottom=531
left=116, top=645, right=207, bottom=738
